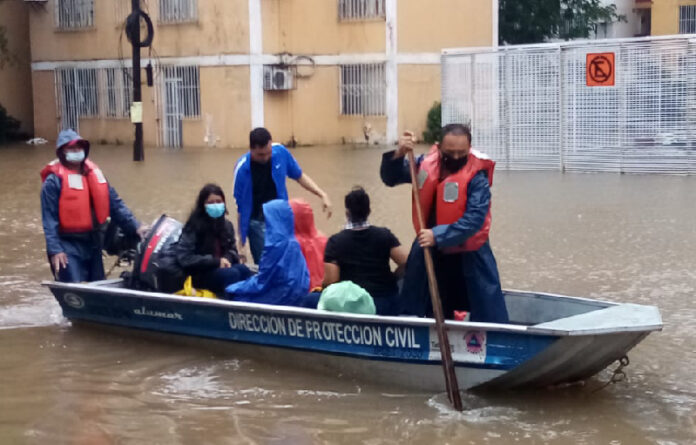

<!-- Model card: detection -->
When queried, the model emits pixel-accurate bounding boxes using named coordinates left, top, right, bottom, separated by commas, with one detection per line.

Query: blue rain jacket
left=233, top=144, right=303, bottom=244
left=225, top=199, right=309, bottom=306
left=380, top=150, right=509, bottom=323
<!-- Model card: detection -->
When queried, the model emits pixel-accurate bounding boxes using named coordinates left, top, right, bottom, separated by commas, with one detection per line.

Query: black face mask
left=441, top=153, right=468, bottom=172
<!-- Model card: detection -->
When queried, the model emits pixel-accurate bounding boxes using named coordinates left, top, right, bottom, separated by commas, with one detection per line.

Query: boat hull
left=44, top=280, right=662, bottom=391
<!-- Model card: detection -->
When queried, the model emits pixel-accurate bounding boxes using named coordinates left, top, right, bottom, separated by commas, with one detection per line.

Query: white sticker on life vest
left=417, top=170, right=428, bottom=189
left=443, top=182, right=459, bottom=202
left=67, top=174, right=84, bottom=190
left=94, top=169, right=107, bottom=184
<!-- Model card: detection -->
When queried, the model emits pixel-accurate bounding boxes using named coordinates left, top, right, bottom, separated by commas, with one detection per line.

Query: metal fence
left=441, top=35, right=696, bottom=174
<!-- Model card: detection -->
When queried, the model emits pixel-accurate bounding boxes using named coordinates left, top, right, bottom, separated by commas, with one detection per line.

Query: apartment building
left=28, top=0, right=497, bottom=148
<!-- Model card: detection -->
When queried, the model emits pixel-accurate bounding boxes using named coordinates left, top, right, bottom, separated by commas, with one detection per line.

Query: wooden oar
left=407, top=148, right=463, bottom=412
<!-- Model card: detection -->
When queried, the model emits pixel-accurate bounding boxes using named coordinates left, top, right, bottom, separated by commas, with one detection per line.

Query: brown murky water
left=1, top=143, right=694, bottom=444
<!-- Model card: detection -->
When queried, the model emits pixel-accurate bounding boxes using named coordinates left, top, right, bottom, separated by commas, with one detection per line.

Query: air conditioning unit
left=263, top=65, right=294, bottom=91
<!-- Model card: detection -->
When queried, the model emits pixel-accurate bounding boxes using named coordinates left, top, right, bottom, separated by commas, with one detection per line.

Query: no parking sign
left=586, top=52, right=615, bottom=87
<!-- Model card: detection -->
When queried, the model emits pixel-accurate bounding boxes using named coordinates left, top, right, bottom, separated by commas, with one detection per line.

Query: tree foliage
left=422, top=102, right=441, bottom=144
left=0, top=103, right=22, bottom=144
left=499, top=0, right=625, bottom=45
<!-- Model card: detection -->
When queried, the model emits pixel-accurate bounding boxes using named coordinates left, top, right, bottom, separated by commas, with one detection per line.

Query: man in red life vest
left=40, top=129, right=147, bottom=282
left=380, top=124, right=509, bottom=323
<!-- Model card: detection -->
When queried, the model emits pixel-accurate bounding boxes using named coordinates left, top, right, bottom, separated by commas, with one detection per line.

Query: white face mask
left=65, top=150, right=85, bottom=163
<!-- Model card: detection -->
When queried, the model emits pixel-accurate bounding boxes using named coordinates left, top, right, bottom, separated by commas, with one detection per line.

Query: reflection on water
left=1, top=143, right=695, bottom=444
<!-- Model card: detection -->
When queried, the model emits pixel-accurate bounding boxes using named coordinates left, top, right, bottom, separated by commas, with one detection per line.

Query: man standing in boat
left=380, top=124, right=509, bottom=323
left=40, top=129, right=147, bottom=282
left=233, top=127, right=333, bottom=264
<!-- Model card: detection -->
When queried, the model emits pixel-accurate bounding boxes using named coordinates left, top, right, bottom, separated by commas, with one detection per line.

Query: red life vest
left=412, top=145, right=495, bottom=253
left=40, top=159, right=111, bottom=233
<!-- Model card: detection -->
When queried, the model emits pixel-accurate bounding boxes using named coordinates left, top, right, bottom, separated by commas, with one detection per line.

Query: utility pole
left=131, top=0, right=144, bottom=161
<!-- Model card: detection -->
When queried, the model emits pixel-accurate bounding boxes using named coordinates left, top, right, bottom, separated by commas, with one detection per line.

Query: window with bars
left=75, top=69, right=99, bottom=117
left=105, top=68, right=132, bottom=118
left=679, top=5, right=696, bottom=34
left=160, top=65, right=201, bottom=118
left=340, top=64, right=386, bottom=116
left=159, top=0, right=198, bottom=24
left=55, top=0, right=94, bottom=30
left=338, top=0, right=385, bottom=21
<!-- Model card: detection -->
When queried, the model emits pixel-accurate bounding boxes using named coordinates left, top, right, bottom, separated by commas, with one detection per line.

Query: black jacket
left=175, top=219, right=240, bottom=274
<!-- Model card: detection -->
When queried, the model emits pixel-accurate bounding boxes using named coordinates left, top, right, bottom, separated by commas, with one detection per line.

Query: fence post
left=559, top=47, right=565, bottom=173
left=504, top=49, right=511, bottom=170
left=619, top=44, right=626, bottom=174
left=470, top=54, right=476, bottom=132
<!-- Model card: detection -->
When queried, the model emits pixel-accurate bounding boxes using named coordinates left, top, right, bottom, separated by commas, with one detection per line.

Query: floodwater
left=1, top=142, right=694, bottom=444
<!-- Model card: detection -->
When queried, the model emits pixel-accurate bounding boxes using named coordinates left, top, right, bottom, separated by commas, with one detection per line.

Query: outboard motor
left=128, top=215, right=184, bottom=292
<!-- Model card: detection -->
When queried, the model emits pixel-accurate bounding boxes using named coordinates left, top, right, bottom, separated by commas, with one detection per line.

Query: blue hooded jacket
left=233, top=144, right=303, bottom=244
left=225, top=199, right=309, bottom=306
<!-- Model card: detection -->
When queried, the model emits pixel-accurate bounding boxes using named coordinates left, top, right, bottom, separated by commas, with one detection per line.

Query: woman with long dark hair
left=176, top=184, right=252, bottom=296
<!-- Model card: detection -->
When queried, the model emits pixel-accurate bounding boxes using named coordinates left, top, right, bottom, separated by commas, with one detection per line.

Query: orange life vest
left=412, top=145, right=495, bottom=253
left=40, top=159, right=111, bottom=233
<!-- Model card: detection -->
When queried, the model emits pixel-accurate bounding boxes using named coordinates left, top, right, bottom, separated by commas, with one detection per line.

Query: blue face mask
left=205, top=203, right=226, bottom=219
left=65, top=150, right=85, bottom=163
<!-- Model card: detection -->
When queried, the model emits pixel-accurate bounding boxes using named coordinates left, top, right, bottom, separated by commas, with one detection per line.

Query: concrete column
left=385, top=0, right=398, bottom=144
left=249, top=0, right=264, bottom=128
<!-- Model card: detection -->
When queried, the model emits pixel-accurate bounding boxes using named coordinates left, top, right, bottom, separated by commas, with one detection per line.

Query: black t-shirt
left=250, top=160, right=278, bottom=220
left=324, top=226, right=401, bottom=297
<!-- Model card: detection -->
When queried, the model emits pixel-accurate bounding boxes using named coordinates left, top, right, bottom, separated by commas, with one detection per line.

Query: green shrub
left=0, top=104, right=21, bottom=144
left=422, top=101, right=441, bottom=144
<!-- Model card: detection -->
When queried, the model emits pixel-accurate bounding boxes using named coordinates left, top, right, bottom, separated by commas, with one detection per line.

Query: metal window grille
left=338, top=0, right=385, bottom=21
left=55, top=0, right=94, bottom=29
left=340, top=64, right=385, bottom=116
left=159, top=65, right=200, bottom=117
left=441, top=36, right=696, bottom=174
left=679, top=6, right=696, bottom=34
left=56, top=67, right=134, bottom=130
left=159, top=0, right=198, bottom=24
left=75, top=69, right=99, bottom=117
left=104, top=68, right=132, bottom=118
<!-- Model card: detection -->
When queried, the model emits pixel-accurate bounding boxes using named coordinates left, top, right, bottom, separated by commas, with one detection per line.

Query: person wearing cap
left=40, top=129, right=147, bottom=282
left=233, top=127, right=333, bottom=265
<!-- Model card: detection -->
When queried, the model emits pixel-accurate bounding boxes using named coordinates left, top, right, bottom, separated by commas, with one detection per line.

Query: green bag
left=318, top=281, right=376, bottom=315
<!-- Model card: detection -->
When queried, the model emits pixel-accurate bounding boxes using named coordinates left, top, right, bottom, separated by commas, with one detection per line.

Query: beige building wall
left=31, top=70, right=58, bottom=141
left=28, top=0, right=496, bottom=148
left=186, top=66, right=251, bottom=148
left=264, top=66, right=387, bottom=146
left=29, top=0, right=250, bottom=61
left=262, top=0, right=385, bottom=54
left=398, top=0, right=495, bottom=51
left=651, top=0, right=696, bottom=35
left=0, top=0, right=33, bottom=134
left=398, top=64, right=442, bottom=139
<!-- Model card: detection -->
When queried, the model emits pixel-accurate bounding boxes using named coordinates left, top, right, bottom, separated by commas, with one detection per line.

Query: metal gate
left=441, top=35, right=696, bottom=174
left=55, top=68, right=81, bottom=132
left=163, top=76, right=183, bottom=148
